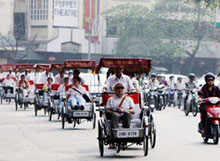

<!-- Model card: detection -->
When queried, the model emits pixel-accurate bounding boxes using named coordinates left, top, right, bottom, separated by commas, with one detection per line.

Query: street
left=0, top=103, right=220, bottom=161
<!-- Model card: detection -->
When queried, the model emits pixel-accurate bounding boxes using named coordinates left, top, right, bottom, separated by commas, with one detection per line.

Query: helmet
left=177, top=77, right=182, bottom=80
left=188, top=73, right=195, bottom=79
left=205, top=72, right=215, bottom=82
left=151, top=73, right=157, bottom=77
left=169, top=75, right=174, bottom=79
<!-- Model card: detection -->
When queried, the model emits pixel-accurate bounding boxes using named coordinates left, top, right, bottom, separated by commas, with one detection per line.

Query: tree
left=154, top=0, right=215, bottom=73
left=187, top=0, right=220, bottom=8
left=103, top=4, right=185, bottom=62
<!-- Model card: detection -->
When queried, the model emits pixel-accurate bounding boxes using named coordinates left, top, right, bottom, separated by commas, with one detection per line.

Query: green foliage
left=103, top=1, right=215, bottom=62
left=188, top=0, right=220, bottom=8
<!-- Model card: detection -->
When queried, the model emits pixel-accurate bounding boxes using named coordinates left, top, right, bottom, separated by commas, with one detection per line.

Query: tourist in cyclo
left=106, top=82, right=135, bottom=129
left=18, top=74, right=30, bottom=97
left=66, top=77, right=88, bottom=110
left=2, top=74, right=16, bottom=94
left=57, top=77, right=70, bottom=108
left=42, top=77, right=53, bottom=102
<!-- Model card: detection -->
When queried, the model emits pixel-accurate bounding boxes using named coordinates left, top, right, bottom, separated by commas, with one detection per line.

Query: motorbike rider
left=175, top=77, right=185, bottom=90
left=147, top=73, right=159, bottom=90
left=168, top=75, right=175, bottom=90
left=198, top=73, right=220, bottom=131
left=184, top=73, right=197, bottom=105
left=157, top=74, right=168, bottom=86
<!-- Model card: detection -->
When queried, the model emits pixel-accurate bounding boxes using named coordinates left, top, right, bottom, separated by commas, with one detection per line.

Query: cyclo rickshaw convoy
left=61, top=60, right=97, bottom=129
left=0, top=57, right=159, bottom=156
left=34, top=64, right=52, bottom=116
left=0, top=64, right=17, bottom=104
left=15, top=64, right=35, bottom=110
left=96, top=58, right=156, bottom=157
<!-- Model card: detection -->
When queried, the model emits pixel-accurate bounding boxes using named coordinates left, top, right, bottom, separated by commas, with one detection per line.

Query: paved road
left=0, top=102, right=220, bottom=161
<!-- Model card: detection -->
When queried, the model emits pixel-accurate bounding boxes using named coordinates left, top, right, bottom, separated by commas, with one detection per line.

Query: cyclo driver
left=184, top=73, right=197, bottom=105
left=198, top=73, right=220, bottom=131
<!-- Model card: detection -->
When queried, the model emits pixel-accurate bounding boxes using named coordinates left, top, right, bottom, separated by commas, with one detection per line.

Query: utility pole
left=88, top=0, right=92, bottom=60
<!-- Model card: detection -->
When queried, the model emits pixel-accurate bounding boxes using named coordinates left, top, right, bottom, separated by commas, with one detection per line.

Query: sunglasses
left=207, top=79, right=214, bottom=82
left=116, top=86, right=124, bottom=89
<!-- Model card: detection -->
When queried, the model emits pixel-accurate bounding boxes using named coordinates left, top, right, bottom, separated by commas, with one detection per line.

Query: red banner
left=84, top=0, right=100, bottom=43
left=64, top=60, right=97, bottom=69
left=50, top=64, right=64, bottom=71
left=16, top=64, right=34, bottom=71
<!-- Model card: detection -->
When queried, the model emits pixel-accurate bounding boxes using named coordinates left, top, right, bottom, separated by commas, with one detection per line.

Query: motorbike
left=198, top=97, right=220, bottom=144
left=184, top=88, right=198, bottom=117
left=168, top=89, right=175, bottom=107
left=157, top=85, right=166, bottom=110
left=177, top=90, right=184, bottom=109
left=147, top=89, right=158, bottom=111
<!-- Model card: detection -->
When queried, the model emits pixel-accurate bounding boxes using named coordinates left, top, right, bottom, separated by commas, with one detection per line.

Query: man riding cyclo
left=18, top=74, right=30, bottom=97
left=54, top=70, right=67, bottom=84
left=198, top=73, right=220, bottom=132
left=66, top=77, right=88, bottom=111
left=103, top=67, right=136, bottom=93
left=73, top=69, right=85, bottom=85
left=2, top=74, right=16, bottom=95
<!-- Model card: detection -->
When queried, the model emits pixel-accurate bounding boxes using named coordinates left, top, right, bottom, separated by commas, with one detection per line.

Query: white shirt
left=66, top=86, right=87, bottom=97
left=54, top=74, right=67, bottom=84
left=105, top=74, right=135, bottom=92
left=175, top=81, right=185, bottom=90
left=147, top=79, right=159, bottom=90
left=34, top=72, right=42, bottom=84
left=57, top=84, right=67, bottom=96
left=168, top=80, right=175, bottom=89
left=3, top=72, right=16, bottom=78
left=106, top=95, right=135, bottom=111
left=2, top=79, right=15, bottom=87
left=131, top=77, right=140, bottom=91
left=40, top=72, right=54, bottom=83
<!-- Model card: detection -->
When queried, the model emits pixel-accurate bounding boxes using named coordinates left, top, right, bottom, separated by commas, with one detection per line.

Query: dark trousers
left=3, top=86, right=13, bottom=94
left=106, top=112, right=132, bottom=129
left=199, top=104, right=206, bottom=127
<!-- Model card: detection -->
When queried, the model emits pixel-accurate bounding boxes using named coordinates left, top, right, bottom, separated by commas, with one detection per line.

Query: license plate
left=73, top=111, right=89, bottom=117
left=117, top=130, right=139, bottom=138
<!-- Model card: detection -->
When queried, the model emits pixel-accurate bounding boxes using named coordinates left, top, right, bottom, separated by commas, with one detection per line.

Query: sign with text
left=54, top=0, right=79, bottom=27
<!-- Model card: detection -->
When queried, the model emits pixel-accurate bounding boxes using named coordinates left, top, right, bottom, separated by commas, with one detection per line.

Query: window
left=31, top=0, right=48, bottom=20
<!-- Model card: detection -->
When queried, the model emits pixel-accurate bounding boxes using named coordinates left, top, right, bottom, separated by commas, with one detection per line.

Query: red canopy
left=0, top=64, right=16, bottom=71
left=16, top=64, right=34, bottom=71
left=50, top=64, right=64, bottom=71
left=96, top=58, right=152, bottom=74
left=64, top=60, right=97, bottom=70
left=34, top=64, right=51, bottom=71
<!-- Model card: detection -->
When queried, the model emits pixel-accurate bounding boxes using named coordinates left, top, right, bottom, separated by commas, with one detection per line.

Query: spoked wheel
left=212, top=125, right=219, bottom=144
left=24, top=103, right=28, bottom=110
left=93, top=113, right=96, bottom=129
left=116, top=144, right=121, bottom=153
left=192, top=99, right=198, bottom=117
left=61, top=108, right=65, bottom=129
left=184, top=103, right=189, bottom=116
left=15, top=94, right=18, bottom=111
left=44, top=108, right=47, bottom=115
left=49, top=108, right=53, bottom=121
left=73, top=119, right=77, bottom=128
left=143, top=119, right=149, bottom=156
left=34, top=99, right=38, bottom=116
left=143, top=135, right=149, bottom=156
left=98, top=121, right=104, bottom=157
left=203, top=137, right=209, bottom=143
left=149, top=115, right=156, bottom=148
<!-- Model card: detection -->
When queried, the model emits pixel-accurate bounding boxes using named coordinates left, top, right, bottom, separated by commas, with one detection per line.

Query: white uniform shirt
left=2, top=79, right=15, bottom=87
left=106, top=95, right=135, bottom=111
left=147, top=79, right=159, bottom=90
left=66, top=86, right=87, bottom=98
left=105, top=74, right=135, bottom=92
left=175, top=82, right=185, bottom=90
left=168, top=80, right=175, bottom=89
left=54, top=74, right=67, bottom=84
left=131, top=77, right=140, bottom=91
left=40, top=72, right=54, bottom=83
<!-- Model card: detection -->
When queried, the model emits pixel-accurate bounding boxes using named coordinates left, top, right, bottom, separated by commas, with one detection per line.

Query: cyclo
left=0, top=64, right=17, bottom=104
left=34, top=64, right=52, bottom=116
left=96, top=58, right=156, bottom=157
left=61, top=60, right=97, bottom=129
left=48, top=63, right=64, bottom=121
left=15, top=64, right=35, bottom=110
